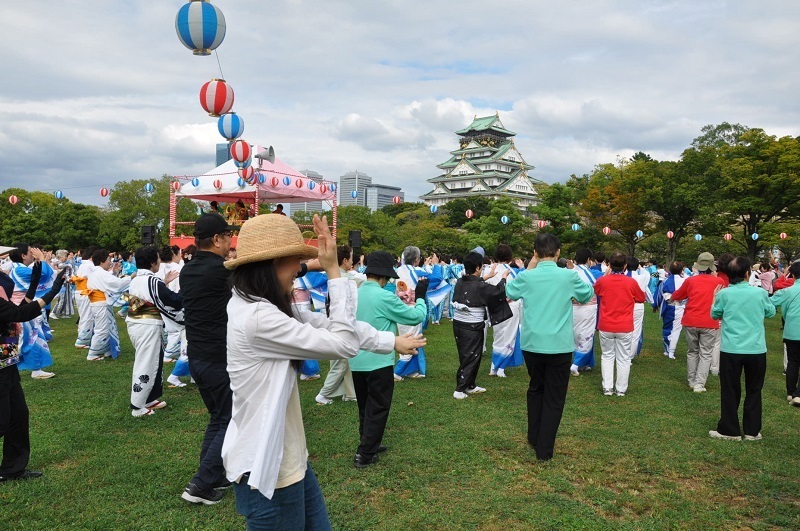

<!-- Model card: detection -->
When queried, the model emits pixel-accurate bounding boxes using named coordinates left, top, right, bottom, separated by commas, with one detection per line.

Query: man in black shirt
left=179, top=214, right=237, bottom=505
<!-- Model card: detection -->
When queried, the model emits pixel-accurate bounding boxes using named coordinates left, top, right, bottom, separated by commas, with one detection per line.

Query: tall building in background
left=216, top=143, right=232, bottom=167
left=297, top=170, right=325, bottom=213
left=338, top=171, right=372, bottom=207
left=365, top=184, right=403, bottom=212
left=419, top=113, right=542, bottom=210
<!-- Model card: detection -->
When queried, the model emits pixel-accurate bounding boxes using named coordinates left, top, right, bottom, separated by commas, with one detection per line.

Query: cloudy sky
left=2, top=1, right=799, bottom=206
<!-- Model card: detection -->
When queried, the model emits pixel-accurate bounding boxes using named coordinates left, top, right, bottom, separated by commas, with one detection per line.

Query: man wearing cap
left=179, top=213, right=238, bottom=505
left=669, top=252, right=726, bottom=393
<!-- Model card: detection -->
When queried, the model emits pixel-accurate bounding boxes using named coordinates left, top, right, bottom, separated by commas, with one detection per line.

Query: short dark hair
left=717, top=253, right=735, bottom=275
left=8, top=243, right=28, bottom=263
left=121, top=250, right=132, bottom=261
left=494, top=244, right=513, bottom=263
left=135, top=246, right=160, bottom=270
left=789, top=261, right=800, bottom=279
left=91, top=249, right=109, bottom=266
left=609, top=252, right=627, bottom=272
left=574, top=248, right=592, bottom=265
left=727, top=256, right=751, bottom=284
left=337, top=245, right=353, bottom=266
left=593, top=251, right=606, bottom=264
left=534, top=233, right=560, bottom=258
left=669, top=261, right=683, bottom=275
left=81, top=246, right=96, bottom=261
left=463, top=252, right=484, bottom=275
left=195, top=236, right=214, bottom=250
left=627, top=257, right=639, bottom=273
left=159, top=245, right=174, bottom=263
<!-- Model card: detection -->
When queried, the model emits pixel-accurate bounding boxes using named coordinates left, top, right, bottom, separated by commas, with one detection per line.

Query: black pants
left=188, top=358, right=232, bottom=491
left=522, top=351, right=572, bottom=461
left=717, top=352, right=766, bottom=437
left=0, top=365, right=30, bottom=478
left=453, top=320, right=485, bottom=393
left=351, top=366, right=394, bottom=459
left=785, top=339, right=800, bottom=398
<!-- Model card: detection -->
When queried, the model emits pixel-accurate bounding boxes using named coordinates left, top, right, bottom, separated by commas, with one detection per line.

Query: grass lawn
left=2, top=308, right=799, bottom=530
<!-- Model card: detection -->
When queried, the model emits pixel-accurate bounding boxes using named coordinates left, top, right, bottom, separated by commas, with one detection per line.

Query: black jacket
left=452, top=275, right=512, bottom=326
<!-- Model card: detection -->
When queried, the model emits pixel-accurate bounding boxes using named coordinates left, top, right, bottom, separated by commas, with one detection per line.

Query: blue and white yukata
left=447, top=262, right=465, bottom=320
left=485, top=263, right=523, bottom=376
left=9, top=262, right=55, bottom=372
left=653, top=273, right=686, bottom=359
left=395, top=263, right=445, bottom=378
left=571, top=264, right=602, bottom=372
left=292, top=272, right=331, bottom=378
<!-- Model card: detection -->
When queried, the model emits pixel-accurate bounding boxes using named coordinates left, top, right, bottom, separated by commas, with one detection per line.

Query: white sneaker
left=453, top=391, right=469, bottom=400
left=709, top=430, right=741, bottom=441
left=488, top=369, right=497, bottom=376
left=743, top=433, right=763, bottom=441
left=49, top=314, right=60, bottom=320
left=315, top=394, right=334, bottom=405
left=167, top=375, right=186, bottom=388
left=300, top=374, right=320, bottom=381
left=693, top=386, right=707, bottom=393
left=393, top=374, right=403, bottom=382
left=31, top=370, right=55, bottom=379
left=466, top=386, right=486, bottom=394
left=603, top=389, right=614, bottom=396
left=86, top=355, right=104, bottom=361
left=496, top=369, right=507, bottom=378
left=570, top=369, right=581, bottom=377
left=792, top=397, right=800, bottom=407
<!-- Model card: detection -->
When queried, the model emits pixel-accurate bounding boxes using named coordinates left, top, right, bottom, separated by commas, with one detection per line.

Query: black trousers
left=453, top=320, right=486, bottom=393
left=717, top=352, right=766, bottom=437
left=785, top=339, right=800, bottom=398
left=0, top=365, right=30, bottom=478
left=351, top=366, right=394, bottom=459
left=188, top=358, right=233, bottom=491
left=522, top=351, right=572, bottom=461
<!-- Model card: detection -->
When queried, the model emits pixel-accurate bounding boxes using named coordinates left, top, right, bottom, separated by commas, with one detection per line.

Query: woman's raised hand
left=313, top=214, right=340, bottom=278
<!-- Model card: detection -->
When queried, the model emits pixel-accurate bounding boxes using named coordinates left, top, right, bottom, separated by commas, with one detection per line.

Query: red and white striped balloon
left=213, top=179, right=222, bottom=190
left=724, top=233, right=732, bottom=241
left=99, top=187, right=109, bottom=197
left=781, top=232, right=788, bottom=239
left=171, top=181, right=182, bottom=192
left=295, top=179, right=303, bottom=189
left=465, top=209, right=474, bottom=219
left=8, top=195, right=18, bottom=205
left=602, top=226, right=611, bottom=235
left=392, top=196, right=401, bottom=204
left=238, top=166, right=255, bottom=182
left=319, top=184, right=328, bottom=194
left=537, top=220, right=547, bottom=229
left=230, top=140, right=251, bottom=163
left=667, top=231, right=674, bottom=239
left=199, top=79, right=234, bottom=117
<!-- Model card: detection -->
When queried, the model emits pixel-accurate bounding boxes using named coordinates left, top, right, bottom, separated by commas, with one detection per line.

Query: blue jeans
left=233, top=463, right=331, bottom=531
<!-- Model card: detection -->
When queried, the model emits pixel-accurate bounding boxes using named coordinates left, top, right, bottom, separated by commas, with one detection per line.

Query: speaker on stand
left=141, top=225, right=156, bottom=245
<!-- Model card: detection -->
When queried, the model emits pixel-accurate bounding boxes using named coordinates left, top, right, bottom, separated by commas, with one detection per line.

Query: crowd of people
left=2, top=213, right=798, bottom=528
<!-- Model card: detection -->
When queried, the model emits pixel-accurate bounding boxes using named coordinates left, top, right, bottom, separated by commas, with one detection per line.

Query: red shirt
left=670, top=273, right=725, bottom=329
left=593, top=274, right=646, bottom=333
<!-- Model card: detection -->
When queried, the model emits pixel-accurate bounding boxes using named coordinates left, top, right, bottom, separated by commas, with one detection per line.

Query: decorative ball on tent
left=694, top=234, right=702, bottom=241
left=330, top=183, right=337, bottom=192
left=8, top=195, right=18, bottom=205
left=724, top=233, right=732, bottom=241
left=230, top=140, right=251, bottom=163
left=430, top=205, right=438, bottom=214
left=199, top=79, right=234, bottom=117
left=465, top=209, right=474, bottom=219
left=213, top=179, right=222, bottom=190
left=571, top=223, right=580, bottom=231
left=257, top=174, right=266, bottom=184
left=217, top=113, right=244, bottom=141
left=351, top=190, right=359, bottom=199
left=537, top=220, right=547, bottom=229
left=307, top=181, right=316, bottom=190
left=500, top=215, right=509, bottom=225
left=171, top=181, right=182, bottom=192
left=666, top=231, right=674, bottom=239
left=238, top=166, right=254, bottom=181
left=283, top=176, right=291, bottom=186
left=233, top=158, right=251, bottom=170
left=175, top=0, right=226, bottom=56
left=295, top=179, right=303, bottom=189
left=237, top=177, right=246, bottom=187
left=100, top=187, right=109, bottom=198
left=319, top=184, right=327, bottom=193
left=635, top=230, right=643, bottom=238
left=392, top=196, right=401, bottom=204
left=780, top=232, right=788, bottom=239
left=751, top=233, right=759, bottom=241
left=602, top=226, right=611, bottom=235
left=270, top=176, right=279, bottom=187
left=191, top=177, right=200, bottom=187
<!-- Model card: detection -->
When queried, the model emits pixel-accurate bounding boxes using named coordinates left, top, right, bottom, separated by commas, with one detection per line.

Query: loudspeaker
left=348, top=230, right=361, bottom=248
left=141, top=225, right=156, bottom=245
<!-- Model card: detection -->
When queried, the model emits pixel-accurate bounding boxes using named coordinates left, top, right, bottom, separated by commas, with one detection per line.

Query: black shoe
left=377, top=445, right=387, bottom=453
left=0, top=470, right=42, bottom=482
left=214, top=479, right=233, bottom=490
left=181, top=482, right=224, bottom=505
left=353, top=453, right=379, bottom=469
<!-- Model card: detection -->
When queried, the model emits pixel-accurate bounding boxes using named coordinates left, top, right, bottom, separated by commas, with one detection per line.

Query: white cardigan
left=222, top=277, right=395, bottom=499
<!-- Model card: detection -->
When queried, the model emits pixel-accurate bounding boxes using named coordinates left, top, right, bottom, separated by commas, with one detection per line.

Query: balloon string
left=214, top=49, right=225, bottom=79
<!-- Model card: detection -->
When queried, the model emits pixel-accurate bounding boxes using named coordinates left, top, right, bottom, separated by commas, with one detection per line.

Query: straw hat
left=224, top=214, right=318, bottom=270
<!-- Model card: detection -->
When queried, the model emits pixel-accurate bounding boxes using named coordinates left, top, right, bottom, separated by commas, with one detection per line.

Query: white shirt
left=87, top=267, right=131, bottom=304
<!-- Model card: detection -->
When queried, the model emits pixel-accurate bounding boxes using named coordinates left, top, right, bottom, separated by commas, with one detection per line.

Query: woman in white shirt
left=221, top=214, right=422, bottom=530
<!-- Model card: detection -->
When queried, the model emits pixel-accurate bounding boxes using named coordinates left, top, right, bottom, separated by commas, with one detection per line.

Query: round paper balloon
left=8, top=195, right=18, bottom=205
left=217, top=112, right=244, bottom=141
left=430, top=205, right=438, bottom=214
left=283, top=176, right=291, bottom=186
left=465, top=209, right=474, bottom=219
left=602, top=226, right=611, bottom=235
left=237, top=177, right=246, bottom=187
left=752, top=233, right=759, bottom=241
left=307, top=181, right=316, bottom=190
left=100, top=187, right=109, bottom=198
left=171, top=181, right=182, bottom=192
left=144, top=183, right=154, bottom=193
left=501, top=215, right=509, bottom=225
left=350, top=190, right=359, bottom=199
left=571, top=223, right=580, bottom=231
left=191, top=178, right=200, bottom=187
left=213, top=179, right=222, bottom=190
left=270, top=176, right=279, bottom=187
left=257, top=173, right=266, bottom=184
left=330, top=183, right=337, bottom=192
left=781, top=232, right=788, bottom=239
left=54, top=190, right=64, bottom=199
left=233, top=158, right=251, bottom=170
left=199, top=79, right=234, bottom=117
left=537, top=220, right=547, bottom=229
left=392, top=196, right=401, bottom=204
left=666, top=231, right=674, bottom=239
left=230, top=140, right=251, bottom=163
left=635, top=230, right=643, bottom=238
left=694, top=234, right=702, bottom=241
left=319, top=184, right=327, bottom=193
left=295, top=179, right=303, bottom=189
left=724, top=233, right=732, bottom=241
left=175, top=0, right=226, bottom=56
left=238, top=166, right=254, bottom=181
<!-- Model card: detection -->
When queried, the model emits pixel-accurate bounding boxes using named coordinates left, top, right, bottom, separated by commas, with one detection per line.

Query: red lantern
left=270, top=177, right=279, bottom=187
left=171, top=181, right=181, bottom=192
left=781, top=232, right=788, bottom=240
left=295, top=179, right=303, bottom=189
left=465, top=209, right=474, bottom=219
left=238, top=167, right=255, bottom=181
left=8, top=195, right=18, bottom=205
left=666, top=231, right=674, bottom=239
left=602, top=226, right=611, bottom=235
left=319, top=184, right=327, bottom=193
left=99, top=187, right=109, bottom=197
left=213, top=179, right=222, bottom=190
left=230, top=140, right=251, bottom=163
left=392, top=196, right=401, bottom=204
left=537, top=220, right=547, bottom=229
left=724, top=233, right=732, bottom=241
left=199, top=79, right=234, bottom=117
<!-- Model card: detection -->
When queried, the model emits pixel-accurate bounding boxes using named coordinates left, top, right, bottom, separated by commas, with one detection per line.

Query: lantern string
left=214, top=49, right=225, bottom=79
